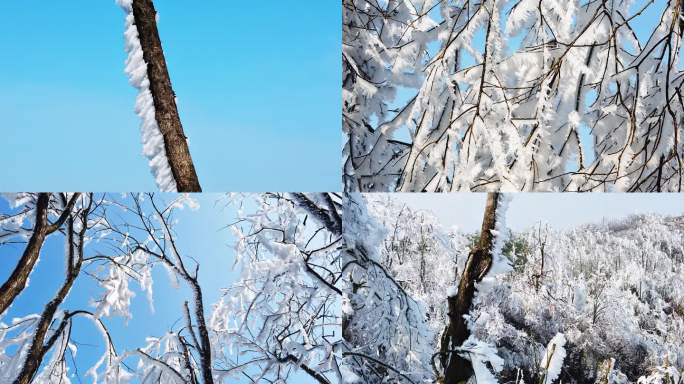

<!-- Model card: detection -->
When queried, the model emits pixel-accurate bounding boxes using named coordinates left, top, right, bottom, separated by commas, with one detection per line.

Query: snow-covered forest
left=0, top=193, right=343, bottom=383
left=343, top=0, right=684, bottom=192
left=341, top=193, right=684, bottom=383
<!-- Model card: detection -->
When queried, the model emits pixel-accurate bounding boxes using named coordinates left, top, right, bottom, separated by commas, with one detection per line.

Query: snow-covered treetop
left=344, top=0, right=684, bottom=192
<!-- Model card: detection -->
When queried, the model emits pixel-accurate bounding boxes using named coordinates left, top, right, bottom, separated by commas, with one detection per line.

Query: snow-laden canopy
left=344, top=0, right=684, bottom=192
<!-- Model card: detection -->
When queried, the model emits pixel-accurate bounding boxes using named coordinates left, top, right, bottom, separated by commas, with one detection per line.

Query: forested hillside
left=342, top=194, right=684, bottom=383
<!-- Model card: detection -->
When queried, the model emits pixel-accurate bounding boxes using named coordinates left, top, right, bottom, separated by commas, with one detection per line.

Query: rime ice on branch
left=116, top=0, right=201, bottom=192
left=343, top=0, right=684, bottom=192
left=211, top=193, right=343, bottom=383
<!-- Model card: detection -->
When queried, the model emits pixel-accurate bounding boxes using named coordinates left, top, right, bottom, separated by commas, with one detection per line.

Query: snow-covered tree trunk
left=439, top=192, right=502, bottom=383
left=182, top=274, right=213, bottom=384
left=0, top=193, right=80, bottom=316
left=120, top=0, right=201, bottom=192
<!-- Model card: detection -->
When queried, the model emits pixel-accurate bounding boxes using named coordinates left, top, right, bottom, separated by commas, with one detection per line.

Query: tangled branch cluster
left=343, top=0, right=684, bottom=192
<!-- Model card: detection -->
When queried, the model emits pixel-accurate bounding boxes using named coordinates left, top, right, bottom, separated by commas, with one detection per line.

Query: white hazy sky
left=390, top=193, right=684, bottom=233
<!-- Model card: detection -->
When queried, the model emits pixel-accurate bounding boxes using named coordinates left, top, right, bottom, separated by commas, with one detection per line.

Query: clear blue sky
left=0, top=1, right=340, bottom=191
left=0, top=194, right=245, bottom=381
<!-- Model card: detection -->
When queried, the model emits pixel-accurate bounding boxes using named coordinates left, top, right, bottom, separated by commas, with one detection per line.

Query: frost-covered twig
left=344, top=0, right=684, bottom=192
left=100, top=192, right=213, bottom=383
left=211, top=193, right=343, bottom=383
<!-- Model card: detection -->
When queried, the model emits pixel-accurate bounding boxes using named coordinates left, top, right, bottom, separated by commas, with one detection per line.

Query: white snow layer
left=460, top=336, right=505, bottom=384
left=117, top=1, right=177, bottom=192
left=479, top=194, right=514, bottom=292
left=541, top=333, right=567, bottom=384
left=340, top=363, right=362, bottom=383
left=490, top=194, right=512, bottom=271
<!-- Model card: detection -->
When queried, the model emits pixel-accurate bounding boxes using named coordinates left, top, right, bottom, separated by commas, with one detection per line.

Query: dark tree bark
left=292, top=193, right=343, bottom=235
left=534, top=223, right=547, bottom=293
left=439, top=192, right=501, bottom=384
left=14, top=199, right=89, bottom=384
left=131, top=0, right=202, bottom=192
left=281, top=354, right=332, bottom=384
left=0, top=193, right=80, bottom=316
left=188, top=281, right=214, bottom=384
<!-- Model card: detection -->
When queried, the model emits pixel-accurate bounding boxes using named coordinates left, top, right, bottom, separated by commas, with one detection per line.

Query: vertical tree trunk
left=0, top=193, right=79, bottom=316
left=536, top=225, right=546, bottom=293
left=131, top=0, right=202, bottom=192
left=189, top=281, right=215, bottom=384
left=440, top=192, right=501, bottom=384
left=419, top=226, right=427, bottom=294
